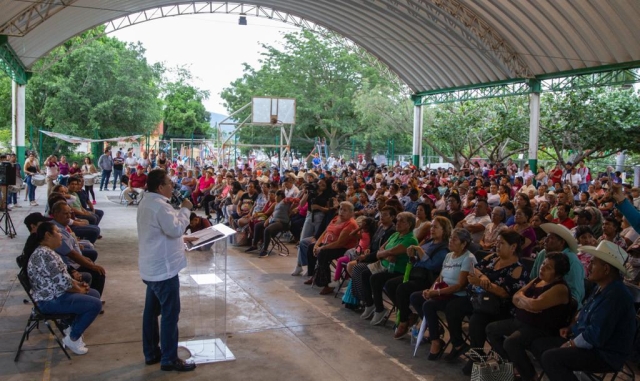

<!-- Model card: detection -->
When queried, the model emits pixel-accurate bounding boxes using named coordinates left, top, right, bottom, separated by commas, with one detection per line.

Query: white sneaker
left=291, top=265, right=303, bottom=276
left=30, top=201, right=38, bottom=206
left=63, top=335, right=88, bottom=355
left=327, top=280, right=340, bottom=288
left=360, top=305, right=375, bottom=320
left=370, top=308, right=389, bottom=326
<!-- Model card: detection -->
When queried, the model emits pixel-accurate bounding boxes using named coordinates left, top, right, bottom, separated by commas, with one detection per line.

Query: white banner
left=40, top=130, right=143, bottom=144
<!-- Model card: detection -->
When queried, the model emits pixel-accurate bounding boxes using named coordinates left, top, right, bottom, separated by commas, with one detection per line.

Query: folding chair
left=266, top=224, right=291, bottom=257
left=15, top=270, right=73, bottom=361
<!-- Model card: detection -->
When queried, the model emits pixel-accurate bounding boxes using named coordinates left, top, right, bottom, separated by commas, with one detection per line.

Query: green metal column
left=38, top=129, right=43, bottom=165
left=528, top=79, right=541, bottom=175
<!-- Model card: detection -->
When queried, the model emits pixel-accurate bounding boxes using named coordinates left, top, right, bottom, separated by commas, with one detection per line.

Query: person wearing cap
left=124, top=165, right=148, bottom=205
left=531, top=223, right=585, bottom=306
left=539, top=241, right=636, bottom=381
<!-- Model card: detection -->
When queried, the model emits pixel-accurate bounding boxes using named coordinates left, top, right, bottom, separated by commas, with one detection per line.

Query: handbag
left=470, top=290, right=503, bottom=315
left=431, top=281, right=453, bottom=301
left=468, top=348, right=514, bottom=381
left=367, top=261, right=387, bottom=274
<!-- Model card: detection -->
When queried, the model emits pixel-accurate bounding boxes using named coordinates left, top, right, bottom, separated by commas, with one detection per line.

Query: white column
left=528, top=91, right=540, bottom=173
left=11, top=81, right=26, bottom=164
left=412, top=104, right=423, bottom=167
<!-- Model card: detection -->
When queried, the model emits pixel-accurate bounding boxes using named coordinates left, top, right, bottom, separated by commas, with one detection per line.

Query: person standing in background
left=98, top=149, right=113, bottom=192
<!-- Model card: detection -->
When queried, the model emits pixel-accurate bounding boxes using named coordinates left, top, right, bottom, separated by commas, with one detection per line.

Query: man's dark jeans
left=142, top=275, right=181, bottom=366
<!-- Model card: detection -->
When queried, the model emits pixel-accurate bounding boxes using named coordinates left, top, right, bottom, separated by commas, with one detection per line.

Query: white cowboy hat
left=540, top=223, right=578, bottom=253
left=579, top=241, right=629, bottom=275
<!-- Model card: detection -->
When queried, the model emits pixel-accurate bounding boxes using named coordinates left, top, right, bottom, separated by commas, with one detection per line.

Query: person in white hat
left=531, top=223, right=585, bottom=306
left=540, top=240, right=636, bottom=381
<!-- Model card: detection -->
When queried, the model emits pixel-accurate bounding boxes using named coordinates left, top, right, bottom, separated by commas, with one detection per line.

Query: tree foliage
left=0, top=74, right=12, bottom=148
left=220, top=30, right=387, bottom=155
left=539, top=87, right=640, bottom=164
left=25, top=26, right=163, bottom=155
left=162, top=66, right=211, bottom=138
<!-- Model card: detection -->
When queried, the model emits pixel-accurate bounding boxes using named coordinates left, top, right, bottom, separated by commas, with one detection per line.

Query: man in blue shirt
left=540, top=241, right=636, bottom=380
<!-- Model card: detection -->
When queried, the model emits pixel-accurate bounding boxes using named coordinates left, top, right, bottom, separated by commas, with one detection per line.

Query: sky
left=111, top=13, right=300, bottom=116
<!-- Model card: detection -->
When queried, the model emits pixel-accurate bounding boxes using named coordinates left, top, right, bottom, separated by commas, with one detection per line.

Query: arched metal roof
left=1, top=0, right=640, bottom=93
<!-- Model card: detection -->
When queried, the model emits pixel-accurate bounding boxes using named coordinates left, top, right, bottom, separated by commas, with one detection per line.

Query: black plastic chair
left=15, top=269, right=73, bottom=361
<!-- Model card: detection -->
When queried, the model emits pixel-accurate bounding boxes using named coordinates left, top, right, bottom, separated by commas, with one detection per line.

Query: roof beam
left=426, top=0, right=533, bottom=78
left=0, top=35, right=31, bottom=85
left=414, top=62, right=640, bottom=105
left=413, top=79, right=531, bottom=105
left=0, top=0, right=80, bottom=37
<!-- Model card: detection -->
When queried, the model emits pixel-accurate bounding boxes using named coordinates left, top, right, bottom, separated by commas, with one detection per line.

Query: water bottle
left=410, top=324, right=419, bottom=345
left=388, top=262, right=395, bottom=273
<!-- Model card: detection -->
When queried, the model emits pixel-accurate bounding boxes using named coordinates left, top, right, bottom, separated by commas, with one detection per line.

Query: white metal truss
left=423, top=0, right=532, bottom=78
left=102, top=1, right=408, bottom=91
left=0, top=0, right=80, bottom=37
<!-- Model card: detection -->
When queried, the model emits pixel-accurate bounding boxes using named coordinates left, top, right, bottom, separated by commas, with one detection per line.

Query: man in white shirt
left=520, top=176, right=537, bottom=195
left=577, top=161, right=590, bottom=192
left=283, top=176, right=300, bottom=198
left=563, top=166, right=582, bottom=186
left=137, top=169, right=196, bottom=372
left=125, top=151, right=138, bottom=171
left=137, top=151, right=151, bottom=171
left=456, top=198, right=491, bottom=244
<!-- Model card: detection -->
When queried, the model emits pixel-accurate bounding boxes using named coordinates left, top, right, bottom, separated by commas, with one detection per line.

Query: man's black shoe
left=145, top=355, right=161, bottom=365
left=160, top=358, right=196, bottom=372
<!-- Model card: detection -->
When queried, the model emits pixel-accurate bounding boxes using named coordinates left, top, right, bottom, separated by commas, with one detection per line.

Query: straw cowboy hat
left=579, top=241, right=629, bottom=275
left=540, top=223, right=578, bottom=253
left=257, top=175, right=270, bottom=183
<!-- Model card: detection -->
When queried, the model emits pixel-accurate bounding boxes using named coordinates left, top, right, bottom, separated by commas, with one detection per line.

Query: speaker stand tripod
left=0, top=192, right=16, bottom=238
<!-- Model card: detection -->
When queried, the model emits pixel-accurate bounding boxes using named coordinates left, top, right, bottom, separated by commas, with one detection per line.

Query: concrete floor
left=0, top=187, right=471, bottom=381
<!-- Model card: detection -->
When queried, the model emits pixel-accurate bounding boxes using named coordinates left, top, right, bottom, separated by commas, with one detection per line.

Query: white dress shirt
left=137, top=192, right=191, bottom=282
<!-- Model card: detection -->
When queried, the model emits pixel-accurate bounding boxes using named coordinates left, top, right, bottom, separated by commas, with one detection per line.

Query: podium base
left=178, top=338, right=235, bottom=364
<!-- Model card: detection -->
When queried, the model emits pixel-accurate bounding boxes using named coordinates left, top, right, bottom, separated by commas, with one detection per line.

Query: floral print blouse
left=27, top=245, right=73, bottom=302
left=471, top=254, right=529, bottom=297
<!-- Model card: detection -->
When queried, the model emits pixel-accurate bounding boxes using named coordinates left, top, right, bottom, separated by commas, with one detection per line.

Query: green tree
left=25, top=26, right=163, bottom=155
left=0, top=74, right=12, bottom=148
left=220, top=30, right=386, bottom=155
left=539, top=88, right=640, bottom=165
left=162, top=66, right=211, bottom=138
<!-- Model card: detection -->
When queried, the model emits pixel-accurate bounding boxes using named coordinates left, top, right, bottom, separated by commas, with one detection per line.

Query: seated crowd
left=15, top=152, right=640, bottom=380
left=182, top=158, right=639, bottom=381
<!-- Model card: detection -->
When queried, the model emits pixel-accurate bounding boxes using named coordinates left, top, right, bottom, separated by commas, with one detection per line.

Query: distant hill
left=209, top=112, right=235, bottom=135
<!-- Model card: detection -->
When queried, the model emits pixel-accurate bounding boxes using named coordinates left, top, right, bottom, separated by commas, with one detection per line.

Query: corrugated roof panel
left=2, top=0, right=639, bottom=93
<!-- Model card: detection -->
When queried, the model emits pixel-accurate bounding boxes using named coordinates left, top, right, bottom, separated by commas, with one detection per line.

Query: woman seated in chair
left=359, top=212, right=420, bottom=325
left=409, top=228, right=477, bottom=360
left=486, top=252, right=573, bottom=381
left=388, top=215, right=452, bottom=339
left=302, top=201, right=359, bottom=293
left=445, top=230, right=529, bottom=374
left=327, top=216, right=377, bottom=289
left=27, top=221, right=102, bottom=355
left=247, top=190, right=295, bottom=258
left=538, top=241, right=637, bottom=381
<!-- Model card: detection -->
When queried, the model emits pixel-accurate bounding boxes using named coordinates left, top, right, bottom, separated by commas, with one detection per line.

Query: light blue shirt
left=531, top=247, right=585, bottom=308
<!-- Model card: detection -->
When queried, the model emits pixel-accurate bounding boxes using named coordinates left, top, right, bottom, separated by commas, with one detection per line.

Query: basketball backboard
left=252, top=97, right=296, bottom=124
